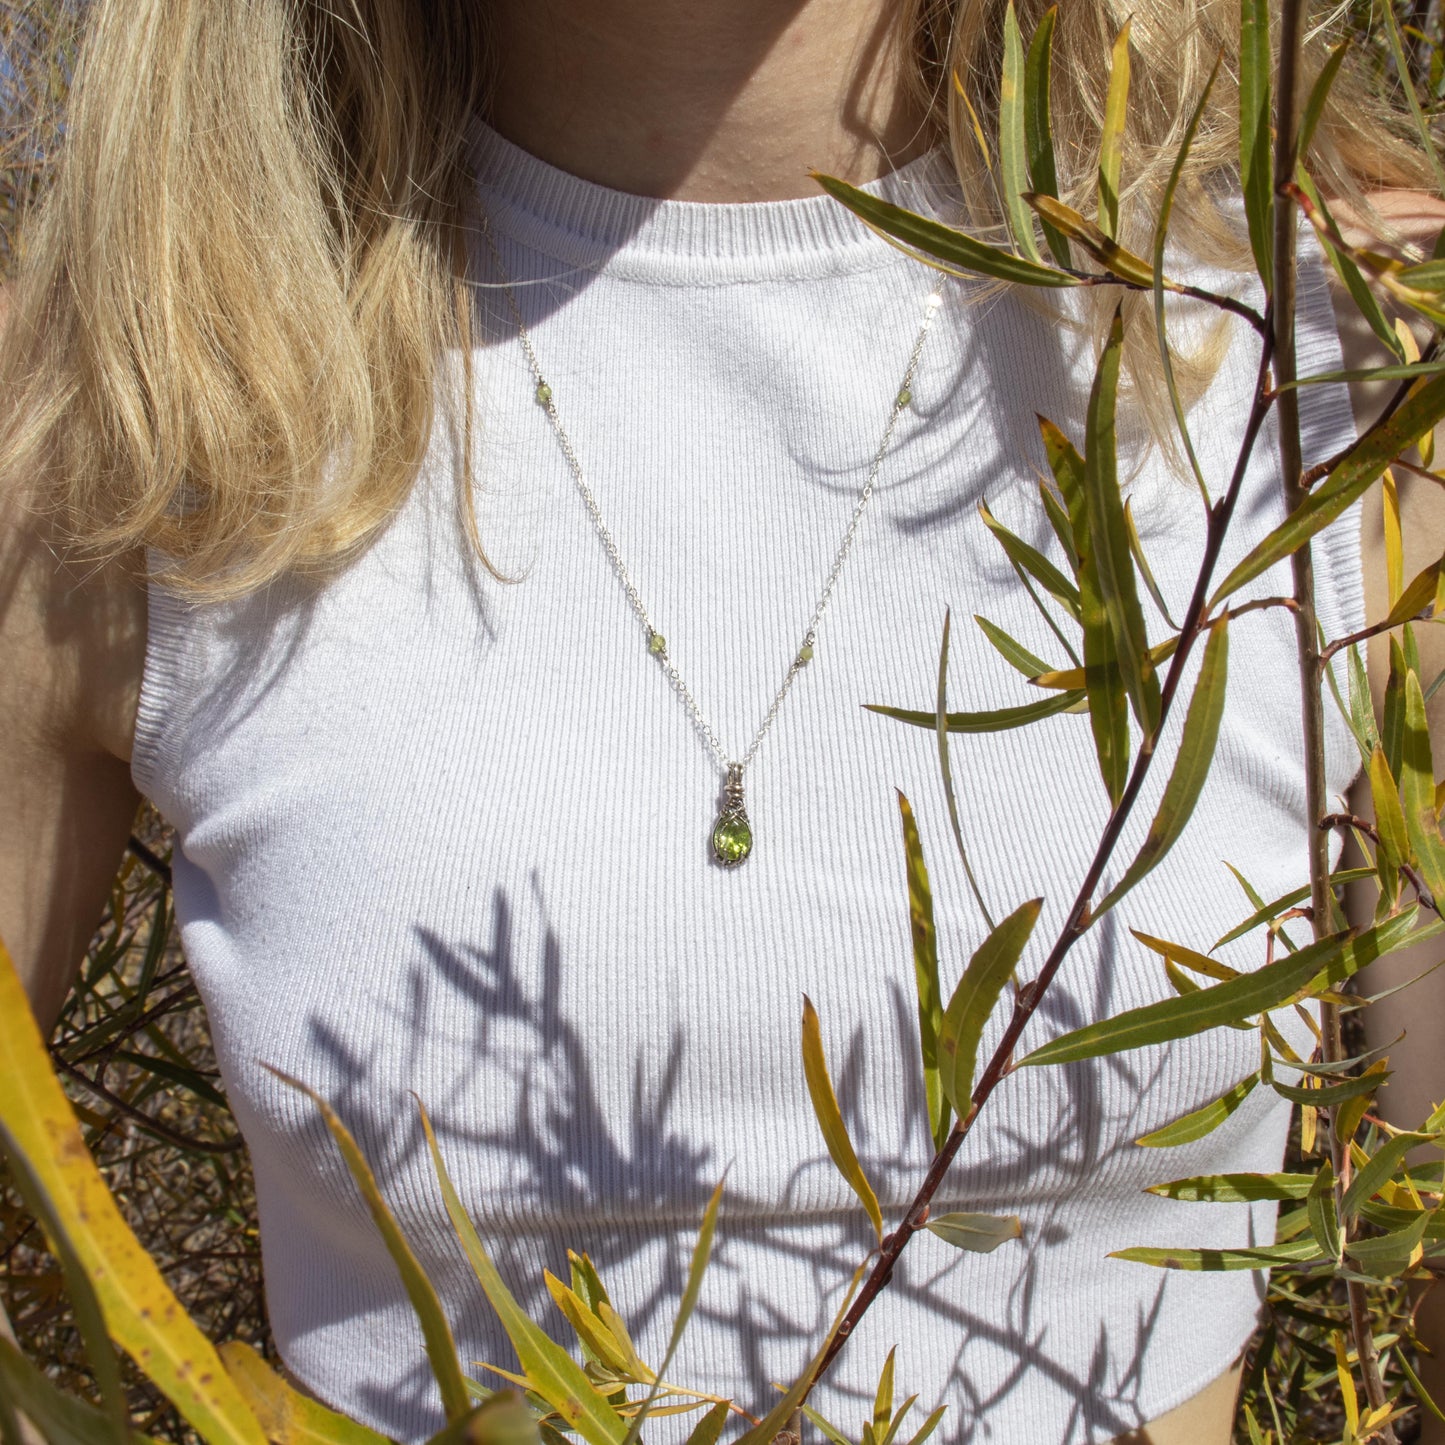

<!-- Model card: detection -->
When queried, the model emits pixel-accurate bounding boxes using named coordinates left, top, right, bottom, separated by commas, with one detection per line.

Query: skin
left=0, top=2, right=1441, bottom=1439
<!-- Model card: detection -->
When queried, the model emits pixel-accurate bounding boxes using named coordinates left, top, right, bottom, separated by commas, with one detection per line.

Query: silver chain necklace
left=481, top=217, right=942, bottom=868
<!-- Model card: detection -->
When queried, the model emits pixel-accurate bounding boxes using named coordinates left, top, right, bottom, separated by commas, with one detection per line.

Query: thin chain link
left=480, top=215, right=942, bottom=778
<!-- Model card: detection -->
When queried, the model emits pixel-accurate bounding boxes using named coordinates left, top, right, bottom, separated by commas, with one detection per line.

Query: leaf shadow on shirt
left=252, top=882, right=1265, bottom=1444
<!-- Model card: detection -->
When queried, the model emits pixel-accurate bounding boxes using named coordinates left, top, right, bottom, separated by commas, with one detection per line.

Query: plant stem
left=807, top=322, right=1281, bottom=1392
left=1272, top=0, right=1395, bottom=1432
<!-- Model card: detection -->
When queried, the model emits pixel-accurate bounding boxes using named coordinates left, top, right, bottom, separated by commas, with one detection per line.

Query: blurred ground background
left=0, top=2, right=1441, bottom=1442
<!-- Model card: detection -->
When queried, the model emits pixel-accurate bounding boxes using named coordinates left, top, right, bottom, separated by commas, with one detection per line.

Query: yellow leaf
left=1383, top=470, right=1404, bottom=607
left=0, top=938, right=266, bottom=1445
left=801, top=996, right=884, bottom=1243
left=220, top=1342, right=391, bottom=1445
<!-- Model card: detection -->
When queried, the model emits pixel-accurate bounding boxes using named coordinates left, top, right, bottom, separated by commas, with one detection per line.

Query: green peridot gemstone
left=712, top=811, right=753, bottom=866
left=535, top=382, right=552, bottom=404
left=648, top=631, right=666, bottom=654
left=798, top=643, right=814, bottom=663
left=896, top=386, right=912, bottom=409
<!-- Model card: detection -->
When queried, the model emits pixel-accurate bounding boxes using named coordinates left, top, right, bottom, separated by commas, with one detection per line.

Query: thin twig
left=1320, top=608, right=1437, bottom=664
left=52, top=1058, right=245, bottom=1156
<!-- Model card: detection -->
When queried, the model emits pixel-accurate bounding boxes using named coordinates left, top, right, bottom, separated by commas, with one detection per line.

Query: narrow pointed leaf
left=1307, top=1162, right=1342, bottom=1260
left=682, top=1404, right=731, bottom=1445
left=975, top=615, right=1053, bottom=677
left=415, top=1105, right=628, bottom=1445
left=1028, top=635, right=1179, bottom=692
left=1135, top=1071, right=1258, bottom=1147
left=1132, top=930, right=1239, bottom=982
left=1085, top=306, right=1161, bottom=732
left=1146, top=1173, right=1314, bottom=1203
left=1238, top=0, right=1273, bottom=291
left=219, top=1343, right=394, bottom=1445
left=999, top=3, right=1041, bottom=261
left=1211, top=369, right=1445, bottom=607
left=1153, top=58, right=1219, bottom=507
left=1124, top=498, right=1179, bottom=630
left=1023, top=7, right=1070, bottom=266
left=0, top=1339, right=160, bottom=1445
left=978, top=499, right=1081, bottom=618
left=1096, top=618, right=1228, bottom=916
left=544, top=1276, right=633, bottom=1375
left=898, top=792, right=951, bottom=1151
left=1381, top=1, right=1445, bottom=195
left=264, top=1073, right=470, bottom=1423
left=1384, top=635, right=1408, bottom=779
left=0, top=1128, right=129, bottom=1445
left=1025, top=193, right=1153, bottom=286
left=1370, top=745, right=1411, bottom=876
left=1213, top=868, right=1377, bottom=949
left=0, top=941, right=266, bottom=1445
left=1343, top=1129, right=1445, bottom=1217
left=1097, top=21, right=1131, bottom=239
left=621, top=1178, right=725, bottom=1445
left=864, top=691, right=1085, bottom=732
left=938, top=898, right=1043, bottom=1113
left=903, top=1407, right=947, bottom=1445
left=1269, top=1071, right=1390, bottom=1107
left=811, top=174, right=1074, bottom=287
left=1298, top=41, right=1349, bottom=161
left=1018, top=910, right=1428, bottom=1067
left=1110, top=1239, right=1324, bottom=1270
left=925, top=1211, right=1022, bottom=1253
left=873, top=1348, right=896, bottom=1437
left=934, top=612, right=994, bottom=927
left=1383, top=555, right=1442, bottom=627
left=801, top=996, right=884, bottom=1243
left=1345, top=1210, right=1432, bottom=1273
left=1038, top=479, right=1079, bottom=570
left=1403, top=670, right=1445, bottom=898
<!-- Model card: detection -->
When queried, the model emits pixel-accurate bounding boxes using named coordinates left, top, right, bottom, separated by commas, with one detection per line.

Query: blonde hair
left=0, top=0, right=1431, bottom=598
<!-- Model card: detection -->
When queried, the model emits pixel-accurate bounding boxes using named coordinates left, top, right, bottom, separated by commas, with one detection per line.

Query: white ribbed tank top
left=133, top=128, right=1366, bottom=1444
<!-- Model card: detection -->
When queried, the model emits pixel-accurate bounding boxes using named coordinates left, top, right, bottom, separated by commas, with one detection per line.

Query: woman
left=1, top=1, right=1442, bottom=1442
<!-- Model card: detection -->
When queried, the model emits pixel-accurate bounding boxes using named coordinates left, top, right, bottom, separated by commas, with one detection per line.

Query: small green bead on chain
left=796, top=642, right=814, bottom=666
left=895, top=385, right=912, bottom=409
left=535, top=381, right=552, bottom=405
left=648, top=630, right=667, bottom=655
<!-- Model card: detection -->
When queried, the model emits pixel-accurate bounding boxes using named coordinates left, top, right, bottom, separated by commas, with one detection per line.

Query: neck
left=484, top=0, right=934, bottom=203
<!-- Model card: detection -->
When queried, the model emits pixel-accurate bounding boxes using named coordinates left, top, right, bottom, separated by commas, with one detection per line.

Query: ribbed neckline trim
left=470, top=120, right=960, bottom=285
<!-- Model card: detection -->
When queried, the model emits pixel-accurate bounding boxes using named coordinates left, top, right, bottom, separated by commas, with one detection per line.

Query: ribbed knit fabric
left=133, top=128, right=1367, bottom=1445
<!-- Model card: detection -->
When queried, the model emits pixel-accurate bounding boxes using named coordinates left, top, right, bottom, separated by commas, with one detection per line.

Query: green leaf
left=1345, top=1210, right=1432, bottom=1275
left=1269, top=1070, right=1391, bottom=1107
left=1370, top=744, right=1411, bottom=880
left=1381, top=1, right=1445, bottom=196
left=1384, top=635, right=1408, bottom=779
left=937, top=898, right=1043, bottom=1113
left=1348, top=643, right=1383, bottom=760
left=1211, top=370, right=1445, bottom=607
left=1403, top=670, right=1445, bottom=899
left=1293, top=171, right=1407, bottom=362
left=1024, top=193, right=1154, bottom=287
left=873, top=1347, right=897, bottom=1440
left=1038, top=479, right=1080, bottom=571
left=1124, top=497, right=1179, bottom=631
left=0, top=1125, right=129, bottom=1445
left=1238, top=0, right=1273, bottom=293
left=415, top=1104, right=628, bottom=1445
left=1306, top=1162, right=1342, bottom=1260
left=1383, top=554, right=1443, bottom=627
left=682, top=1403, right=730, bottom=1445
left=810, top=174, right=1074, bottom=287
left=898, top=792, right=951, bottom=1152
left=1097, top=617, right=1228, bottom=916
left=934, top=611, right=995, bottom=928
left=1153, top=56, right=1220, bottom=508
left=978, top=499, right=1082, bottom=619
left=220, top=1342, right=396, bottom=1445
left=0, top=1339, right=160, bottom=1445
left=1297, top=41, right=1349, bottom=162
left=621, top=1177, right=725, bottom=1445
left=1145, top=1173, right=1314, bottom=1203
left=1017, top=910, right=1428, bottom=1068
left=864, top=691, right=1085, bottom=732
left=1085, top=305, right=1161, bottom=734
left=1135, top=1071, right=1258, bottom=1147
left=1212, top=868, right=1377, bottom=949
left=544, top=1275, right=635, bottom=1377
left=902, top=1407, right=947, bottom=1445
left=925, top=1211, right=1022, bottom=1253
left=999, top=3, right=1041, bottom=262
left=1023, top=6, right=1070, bottom=267
left=1109, top=1238, right=1324, bottom=1271
left=1097, top=20, right=1131, bottom=240
left=1342, top=1131, right=1443, bottom=1219
left=568, top=1252, right=613, bottom=1320
left=1132, top=930, right=1238, bottom=982
left=1283, top=361, right=1445, bottom=390
left=974, top=615, right=1053, bottom=677
left=801, top=996, right=884, bottom=1243
left=264, top=1074, right=470, bottom=1423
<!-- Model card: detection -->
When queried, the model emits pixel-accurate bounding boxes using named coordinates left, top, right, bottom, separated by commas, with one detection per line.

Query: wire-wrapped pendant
left=710, top=763, right=753, bottom=867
